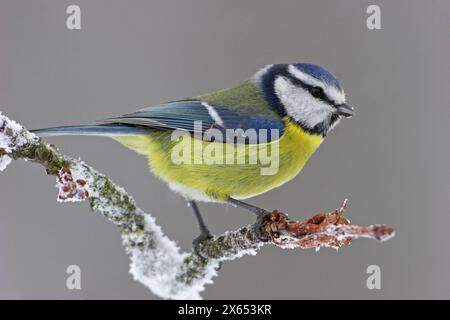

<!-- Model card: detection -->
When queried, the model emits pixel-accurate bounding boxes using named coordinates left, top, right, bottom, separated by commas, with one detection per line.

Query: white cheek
left=274, top=77, right=332, bottom=128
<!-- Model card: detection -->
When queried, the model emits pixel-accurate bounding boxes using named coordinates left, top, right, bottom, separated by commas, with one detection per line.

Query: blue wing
left=101, top=100, right=284, bottom=144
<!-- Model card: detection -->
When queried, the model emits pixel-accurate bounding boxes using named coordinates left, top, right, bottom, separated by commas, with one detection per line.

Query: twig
left=0, top=112, right=395, bottom=299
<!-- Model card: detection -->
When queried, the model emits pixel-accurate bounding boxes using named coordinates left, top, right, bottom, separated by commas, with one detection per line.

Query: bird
left=32, top=63, right=353, bottom=254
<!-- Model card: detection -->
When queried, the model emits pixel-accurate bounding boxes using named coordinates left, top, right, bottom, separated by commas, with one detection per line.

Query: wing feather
left=101, top=100, right=284, bottom=144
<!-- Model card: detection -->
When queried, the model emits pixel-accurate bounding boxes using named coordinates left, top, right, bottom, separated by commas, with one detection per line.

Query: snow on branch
left=0, top=112, right=395, bottom=299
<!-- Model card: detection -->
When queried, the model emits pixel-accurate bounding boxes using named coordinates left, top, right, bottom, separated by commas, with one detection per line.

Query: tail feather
left=31, top=124, right=148, bottom=137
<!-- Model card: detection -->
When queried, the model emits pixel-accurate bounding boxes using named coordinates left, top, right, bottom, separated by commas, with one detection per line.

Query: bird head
left=253, top=63, right=353, bottom=136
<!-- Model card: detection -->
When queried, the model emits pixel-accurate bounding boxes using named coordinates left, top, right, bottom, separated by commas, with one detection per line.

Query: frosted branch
left=0, top=112, right=395, bottom=299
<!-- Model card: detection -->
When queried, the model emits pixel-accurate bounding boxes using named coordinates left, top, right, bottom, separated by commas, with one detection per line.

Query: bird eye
left=310, top=87, right=324, bottom=98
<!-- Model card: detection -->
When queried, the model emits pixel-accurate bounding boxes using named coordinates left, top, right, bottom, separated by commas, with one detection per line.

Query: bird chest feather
left=113, top=119, right=323, bottom=201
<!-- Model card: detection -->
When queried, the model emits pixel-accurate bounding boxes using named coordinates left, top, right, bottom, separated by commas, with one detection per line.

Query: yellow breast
left=113, top=118, right=323, bottom=202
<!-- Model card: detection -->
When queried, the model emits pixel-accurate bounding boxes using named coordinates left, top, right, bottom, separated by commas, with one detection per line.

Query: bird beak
left=335, top=104, right=354, bottom=118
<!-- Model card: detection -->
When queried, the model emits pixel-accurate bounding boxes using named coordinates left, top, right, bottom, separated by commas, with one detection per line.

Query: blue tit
left=32, top=63, right=353, bottom=249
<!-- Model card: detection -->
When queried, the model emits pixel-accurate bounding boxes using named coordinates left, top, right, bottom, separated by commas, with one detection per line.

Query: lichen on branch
left=0, top=112, right=395, bottom=299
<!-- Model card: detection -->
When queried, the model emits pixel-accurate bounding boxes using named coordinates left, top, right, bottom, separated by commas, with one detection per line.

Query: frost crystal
left=0, top=112, right=38, bottom=171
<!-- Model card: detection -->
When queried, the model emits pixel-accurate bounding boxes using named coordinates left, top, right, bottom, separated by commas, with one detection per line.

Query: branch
left=0, top=112, right=395, bottom=299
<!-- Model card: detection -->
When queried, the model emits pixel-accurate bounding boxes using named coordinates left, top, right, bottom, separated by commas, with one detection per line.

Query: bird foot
left=192, top=230, right=213, bottom=259
left=192, top=230, right=222, bottom=270
left=252, top=209, right=289, bottom=242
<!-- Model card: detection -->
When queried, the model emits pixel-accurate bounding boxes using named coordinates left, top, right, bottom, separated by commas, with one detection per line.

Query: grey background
left=0, top=0, right=449, bottom=299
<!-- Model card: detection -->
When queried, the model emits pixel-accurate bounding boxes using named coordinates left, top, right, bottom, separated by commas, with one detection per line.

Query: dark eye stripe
left=285, top=74, right=336, bottom=106
left=310, top=87, right=325, bottom=99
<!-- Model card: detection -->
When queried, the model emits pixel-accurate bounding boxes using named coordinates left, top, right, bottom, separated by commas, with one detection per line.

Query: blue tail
left=31, top=124, right=148, bottom=137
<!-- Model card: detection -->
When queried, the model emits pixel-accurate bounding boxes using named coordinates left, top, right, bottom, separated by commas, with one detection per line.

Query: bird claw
left=251, top=211, right=273, bottom=242
left=252, top=209, right=289, bottom=242
left=192, top=231, right=222, bottom=270
left=192, top=231, right=212, bottom=258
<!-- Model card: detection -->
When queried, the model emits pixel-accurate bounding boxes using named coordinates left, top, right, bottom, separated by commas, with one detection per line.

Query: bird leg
left=188, top=200, right=213, bottom=259
left=227, top=197, right=272, bottom=217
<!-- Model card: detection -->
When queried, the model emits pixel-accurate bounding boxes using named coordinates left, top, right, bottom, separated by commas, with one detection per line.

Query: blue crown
left=294, top=63, right=341, bottom=90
